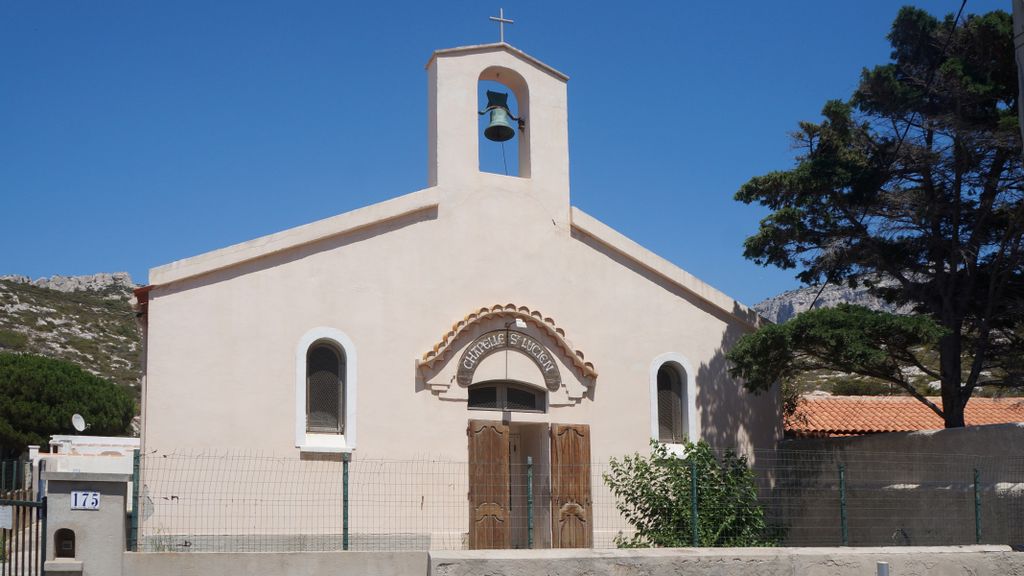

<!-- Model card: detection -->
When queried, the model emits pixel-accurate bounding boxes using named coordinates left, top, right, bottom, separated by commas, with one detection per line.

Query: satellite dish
left=71, top=413, right=86, bottom=433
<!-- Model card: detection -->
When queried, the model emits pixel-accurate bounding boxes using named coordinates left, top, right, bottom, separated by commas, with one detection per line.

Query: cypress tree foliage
left=734, top=7, right=1023, bottom=427
left=0, top=352, right=135, bottom=458
left=728, top=305, right=947, bottom=416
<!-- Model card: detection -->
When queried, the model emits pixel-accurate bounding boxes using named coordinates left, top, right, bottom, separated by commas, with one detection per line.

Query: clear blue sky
left=0, top=1, right=1007, bottom=306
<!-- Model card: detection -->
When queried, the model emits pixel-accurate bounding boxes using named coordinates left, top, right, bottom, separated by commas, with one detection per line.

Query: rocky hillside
left=754, top=280, right=935, bottom=398
left=0, top=273, right=141, bottom=394
left=754, top=281, right=916, bottom=324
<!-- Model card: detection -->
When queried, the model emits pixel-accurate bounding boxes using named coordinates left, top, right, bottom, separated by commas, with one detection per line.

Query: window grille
left=468, top=382, right=543, bottom=412
left=306, top=342, right=344, bottom=433
left=657, top=364, right=684, bottom=443
left=505, top=386, right=538, bottom=411
left=468, top=386, right=499, bottom=409
left=55, top=528, right=76, bottom=559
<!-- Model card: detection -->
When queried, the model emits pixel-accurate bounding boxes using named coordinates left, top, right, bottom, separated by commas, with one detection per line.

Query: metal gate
left=0, top=462, right=24, bottom=493
left=0, top=489, right=46, bottom=576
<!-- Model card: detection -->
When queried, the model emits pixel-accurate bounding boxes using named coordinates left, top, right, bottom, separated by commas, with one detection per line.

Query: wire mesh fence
left=134, top=447, right=1024, bottom=552
left=759, top=448, right=1024, bottom=547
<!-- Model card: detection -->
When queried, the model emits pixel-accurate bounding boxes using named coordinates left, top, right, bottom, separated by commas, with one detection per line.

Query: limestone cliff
left=754, top=281, right=916, bottom=324
left=0, top=273, right=141, bottom=393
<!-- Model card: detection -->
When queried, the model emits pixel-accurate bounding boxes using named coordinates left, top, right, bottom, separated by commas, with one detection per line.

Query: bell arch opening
left=478, top=66, right=530, bottom=178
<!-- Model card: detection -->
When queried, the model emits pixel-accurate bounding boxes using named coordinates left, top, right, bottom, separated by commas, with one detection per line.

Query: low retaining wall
left=431, top=546, right=1023, bottom=576
left=122, top=551, right=428, bottom=576
left=121, top=546, right=1023, bottom=576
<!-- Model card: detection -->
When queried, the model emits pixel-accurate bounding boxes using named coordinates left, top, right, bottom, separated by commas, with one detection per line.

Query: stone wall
left=122, top=547, right=1024, bottom=576
left=774, top=423, right=1024, bottom=546
left=430, top=547, right=1024, bottom=576
left=123, top=551, right=428, bottom=576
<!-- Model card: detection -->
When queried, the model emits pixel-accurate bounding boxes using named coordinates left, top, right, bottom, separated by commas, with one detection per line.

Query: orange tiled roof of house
left=786, top=395, right=1024, bottom=437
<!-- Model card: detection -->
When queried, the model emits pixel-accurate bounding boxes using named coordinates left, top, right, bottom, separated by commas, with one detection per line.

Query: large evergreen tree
left=0, top=352, right=135, bottom=458
left=732, top=7, right=1023, bottom=427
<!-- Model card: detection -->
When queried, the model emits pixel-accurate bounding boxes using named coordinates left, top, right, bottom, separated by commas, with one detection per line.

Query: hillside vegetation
left=0, top=274, right=141, bottom=395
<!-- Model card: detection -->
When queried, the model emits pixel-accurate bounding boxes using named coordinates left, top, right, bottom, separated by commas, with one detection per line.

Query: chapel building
left=135, top=42, right=780, bottom=550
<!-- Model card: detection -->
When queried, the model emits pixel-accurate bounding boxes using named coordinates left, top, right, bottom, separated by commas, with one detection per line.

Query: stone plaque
left=457, top=330, right=561, bottom=389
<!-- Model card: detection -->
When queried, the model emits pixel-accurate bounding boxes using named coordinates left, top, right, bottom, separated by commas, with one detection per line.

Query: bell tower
left=426, top=43, right=570, bottom=224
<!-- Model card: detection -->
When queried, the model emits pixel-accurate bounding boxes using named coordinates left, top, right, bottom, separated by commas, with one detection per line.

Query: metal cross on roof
left=489, top=8, right=514, bottom=43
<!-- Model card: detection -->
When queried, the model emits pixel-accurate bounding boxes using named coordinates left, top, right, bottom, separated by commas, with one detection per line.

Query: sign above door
left=458, top=329, right=561, bottom=389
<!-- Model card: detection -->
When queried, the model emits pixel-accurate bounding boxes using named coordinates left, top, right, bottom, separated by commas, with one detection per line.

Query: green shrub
left=604, top=440, right=780, bottom=547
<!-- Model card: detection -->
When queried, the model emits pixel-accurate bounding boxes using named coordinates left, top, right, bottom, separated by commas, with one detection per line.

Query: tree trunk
left=939, top=331, right=966, bottom=428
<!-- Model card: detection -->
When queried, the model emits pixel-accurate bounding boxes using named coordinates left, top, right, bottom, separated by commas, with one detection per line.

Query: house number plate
left=71, top=491, right=101, bottom=510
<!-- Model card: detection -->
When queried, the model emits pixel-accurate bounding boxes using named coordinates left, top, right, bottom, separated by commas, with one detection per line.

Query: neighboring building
left=43, top=435, right=138, bottom=488
left=134, top=42, right=780, bottom=550
left=786, top=395, right=1024, bottom=437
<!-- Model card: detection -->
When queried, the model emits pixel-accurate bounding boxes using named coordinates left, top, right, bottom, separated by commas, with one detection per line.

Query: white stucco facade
left=136, top=43, right=780, bottom=549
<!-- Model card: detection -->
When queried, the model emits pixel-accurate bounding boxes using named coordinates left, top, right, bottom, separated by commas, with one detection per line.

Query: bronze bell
left=480, top=90, right=520, bottom=142
left=485, top=107, right=515, bottom=142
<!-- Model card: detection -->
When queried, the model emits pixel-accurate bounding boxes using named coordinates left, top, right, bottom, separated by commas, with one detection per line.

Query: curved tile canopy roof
left=418, top=304, right=598, bottom=381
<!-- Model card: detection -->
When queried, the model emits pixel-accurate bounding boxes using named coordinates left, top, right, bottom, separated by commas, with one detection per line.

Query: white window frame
left=295, top=327, right=357, bottom=453
left=649, top=352, right=698, bottom=453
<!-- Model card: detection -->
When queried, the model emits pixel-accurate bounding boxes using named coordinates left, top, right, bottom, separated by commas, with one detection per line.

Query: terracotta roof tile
left=786, top=396, right=1024, bottom=437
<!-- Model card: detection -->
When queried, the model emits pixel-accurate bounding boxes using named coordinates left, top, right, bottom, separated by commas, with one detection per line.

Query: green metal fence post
left=974, top=467, right=981, bottom=544
left=130, top=448, right=140, bottom=551
left=690, top=459, right=699, bottom=547
left=839, top=464, right=848, bottom=546
left=526, top=456, right=534, bottom=549
left=342, top=453, right=350, bottom=551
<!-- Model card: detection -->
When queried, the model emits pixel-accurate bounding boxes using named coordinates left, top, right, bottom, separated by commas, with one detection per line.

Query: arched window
left=650, top=354, right=696, bottom=445
left=55, top=528, right=75, bottom=558
left=656, top=364, right=686, bottom=443
left=306, top=341, right=345, bottom=434
left=468, top=382, right=545, bottom=413
left=295, top=327, right=357, bottom=453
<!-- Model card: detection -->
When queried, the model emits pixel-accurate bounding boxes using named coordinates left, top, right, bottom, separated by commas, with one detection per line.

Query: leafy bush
left=604, top=440, right=780, bottom=547
left=0, top=352, right=135, bottom=457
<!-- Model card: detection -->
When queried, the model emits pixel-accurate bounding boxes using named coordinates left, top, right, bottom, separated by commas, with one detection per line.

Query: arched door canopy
left=417, top=303, right=597, bottom=381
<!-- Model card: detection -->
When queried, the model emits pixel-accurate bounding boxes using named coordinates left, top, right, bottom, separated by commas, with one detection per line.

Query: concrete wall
left=121, top=547, right=1024, bottom=576
left=774, top=423, right=1024, bottom=547
left=123, top=551, right=427, bottom=576
left=429, top=546, right=1024, bottom=576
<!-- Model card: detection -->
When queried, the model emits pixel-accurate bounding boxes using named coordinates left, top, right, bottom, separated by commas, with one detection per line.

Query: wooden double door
left=467, top=419, right=592, bottom=549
